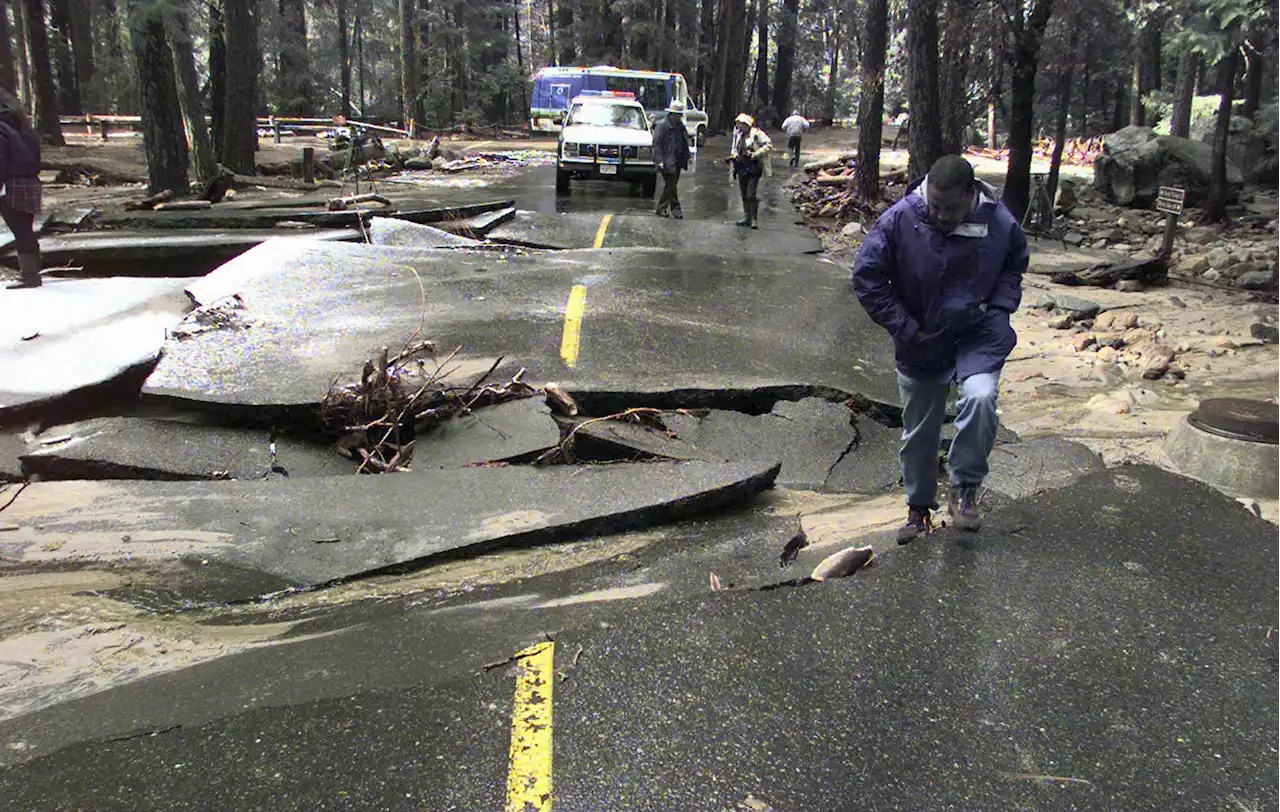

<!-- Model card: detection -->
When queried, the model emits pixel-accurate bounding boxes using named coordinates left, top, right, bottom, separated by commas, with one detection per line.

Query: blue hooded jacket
left=852, top=175, right=1027, bottom=380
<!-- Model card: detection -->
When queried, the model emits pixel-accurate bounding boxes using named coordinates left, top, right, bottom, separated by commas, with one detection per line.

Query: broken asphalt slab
left=0, top=278, right=191, bottom=414
left=985, top=437, right=1106, bottom=499
left=367, top=217, right=483, bottom=248
left=21, top=417, right=358, bottom=481
left=0, top=466, right=1273, bottom=810
left=573, top=397, right=901, bottom=493
left=0, top=460, right=780, bottom=600
left=487, top=210, right=823, bottom=255
left=29, top=228, right=361, bottom=276
left=412, top=397, right=561, bottom=468
left=143, top=239, right=897, bottom=410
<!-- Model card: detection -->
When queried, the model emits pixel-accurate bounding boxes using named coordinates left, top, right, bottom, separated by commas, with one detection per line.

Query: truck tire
left=642, top=174, right=657, bottom=198
left=555, top=168, right=571, bottom=195
left=696, top=126, right=706, bottom=147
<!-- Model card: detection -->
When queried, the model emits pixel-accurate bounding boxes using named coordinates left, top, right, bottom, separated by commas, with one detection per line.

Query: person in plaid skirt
left=0, top=89, right=42, bottom=288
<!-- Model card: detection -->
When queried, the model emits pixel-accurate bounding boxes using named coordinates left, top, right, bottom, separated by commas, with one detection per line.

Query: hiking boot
left=896, top=506, right=933, bottom=545
left=748, top=200, right=760, bottom=229
left=949, top=485, right=982, bottom=532
left=7, top=252, right=41, bottom=289
left=735, top=214, right=751, bottom=227
left=672, top=208, right=683, bottom=220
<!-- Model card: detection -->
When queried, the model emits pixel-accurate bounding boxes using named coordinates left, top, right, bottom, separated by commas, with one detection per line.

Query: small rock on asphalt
left=1096, top=346, right=1119, bottom=363
left=840, top=222, right=864, bottom=239
left=1202, top=269, right=1223, bottom=283
left=1207, top=248, right=1232, bottom=269
left=1063, top=232, right=1085, bottom=246
left=1073, top=333, right=1097, bottom=351
left=1048, top=314, right=1075, bottom=329
left=1115, top=280, right=1144, bottom=293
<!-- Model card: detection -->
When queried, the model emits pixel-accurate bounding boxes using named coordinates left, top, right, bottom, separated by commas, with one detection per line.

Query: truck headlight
left=563, top=141, right=579, bottom=157
left=581, top=144, right=596, bottom=157
left=622, top=146, right=636, bottom=159
left=637, top=146, right=653, bottom=161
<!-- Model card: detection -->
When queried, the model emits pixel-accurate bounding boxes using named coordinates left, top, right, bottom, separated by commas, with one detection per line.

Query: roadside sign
left=1156, top=186, right=1186, bottom=215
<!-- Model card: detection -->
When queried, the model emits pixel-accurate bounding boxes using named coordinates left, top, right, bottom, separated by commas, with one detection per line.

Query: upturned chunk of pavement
left=571, top=397, right=901, bottom=493
left=143, top=240, right=898, bottom=409
left=810, top=545, right=875, bottom=581
left=487, top=210, right=822, bottom=255
left=20, top=418, right=357, bottom=481
left=3, top=460, right=780, bottom=599
left=983, top=438, right=1105, bottom=500
left=0, top=277, right=191, bottom=413
left=412, top=397, right=561, bottom=468
left=368, top=217, right=482, bottom=248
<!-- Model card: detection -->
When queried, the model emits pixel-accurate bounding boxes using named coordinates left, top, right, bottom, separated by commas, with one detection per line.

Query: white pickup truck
left=555, top=92, right=657, bottom=198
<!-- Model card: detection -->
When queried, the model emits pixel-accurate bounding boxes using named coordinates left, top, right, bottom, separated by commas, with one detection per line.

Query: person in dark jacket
left=852, top=155, right=1027, bottom=542
left=652, top=99, right=691, bottom=218
left=0, top=89, right=42, bottom=288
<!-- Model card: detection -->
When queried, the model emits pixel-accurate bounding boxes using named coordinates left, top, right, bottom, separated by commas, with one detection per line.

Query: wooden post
left=99, top=119, right=109, bottom=141
left=301, top=146, right=315, bottom=184
left=1155, top=186, right=1185, bottom=259
left=272, top=116, right=282, bottom=144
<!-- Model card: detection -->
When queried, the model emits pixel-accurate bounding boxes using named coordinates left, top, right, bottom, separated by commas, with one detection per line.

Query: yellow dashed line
left=592, top=213, right=613, bottom=248
left=505, top=641, right=555, bottom=812
left=559, top=284, right=587, bottom=368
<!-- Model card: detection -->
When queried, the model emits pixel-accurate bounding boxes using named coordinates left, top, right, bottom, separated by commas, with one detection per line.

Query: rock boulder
left=1093, top=126, right=1244, bottom=209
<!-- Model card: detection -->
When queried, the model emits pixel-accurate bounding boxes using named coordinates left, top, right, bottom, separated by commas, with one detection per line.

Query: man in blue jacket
left=853, top=155, right=1027, bottom=543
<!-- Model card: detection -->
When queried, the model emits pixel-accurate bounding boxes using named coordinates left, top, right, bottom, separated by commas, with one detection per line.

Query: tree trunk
left=13, top=0, right=30, bottom=110
left=822, top=16, right=840, bottom=126
left=557, top=1, right=574, bottom=65
left=755, top=0, right=769, bottom=112
left=710, top=0, right=746, bottom=129
left=0, top=0, right=16, bottom=94
left=68, top=0, right=93, bottom=109
left=939, top=0, right=971, bottom=154
left=337, top=0, right=351, bottom=117
left=100, top=0, right=133, bottom=113
left=697, top=0, right=715, bottom=102
left=1202, top=47, right=1240, bottom=223
left=1111, top=78, right=1126, bottom=131
left=399, top=0, right=417, bottom=126
left=514, top=0, right=527, bottom=121
left=770, top=0, right=797, bottom=122
left=169, top=9, right=216, bottom=183
left=676, top=0, right=697, bottom=83
left=1078, top=39, right=1091, bottom=135
left=1001, top=0, right=1054, bottom=220
left=547, top=0, right=556, bottom=65
left=906, top=0, right=942, bottom=179
left=1045, top=20, right=1078, bottom=208
left=277, top=0, right=310, bottom=115
left=130, top=7, right=188, bottom=195
left=741, top=0, right=754, bottom=107
left=1242, top=41, right=1264, bottom=119
left=221, top=0, right=257, bottom=174
left=1170, top=47, right=1199, bottom=138
left=209, top=0, right=226, bottom=159
left=855, top=0, right=889, bottom=201
left=1129, top=21, right=1158, bottom=127
left=48, top=0, right=79, bottom=113
left=21, top=0, right=63, bottom=144
left=1129, top=47, right=1143, bottom=126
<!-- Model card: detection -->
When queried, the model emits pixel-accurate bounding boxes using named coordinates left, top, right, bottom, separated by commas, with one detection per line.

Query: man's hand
left=656, top=161, right=666, bottom=172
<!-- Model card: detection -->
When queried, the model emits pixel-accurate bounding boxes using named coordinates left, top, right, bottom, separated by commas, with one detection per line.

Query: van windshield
left=567, top=103, right=649, bottom=130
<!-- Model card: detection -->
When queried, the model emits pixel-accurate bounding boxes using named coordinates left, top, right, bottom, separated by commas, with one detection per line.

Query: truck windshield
left=567, top=103, right=649, bottom=130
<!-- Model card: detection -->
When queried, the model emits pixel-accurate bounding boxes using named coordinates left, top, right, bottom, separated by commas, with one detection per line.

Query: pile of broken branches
left=788, top=152, right=900, bottom=223
left=318, top=340, right=536, bottom=473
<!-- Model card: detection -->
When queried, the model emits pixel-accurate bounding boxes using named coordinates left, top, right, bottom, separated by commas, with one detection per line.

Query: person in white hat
left=652, top=99, right=691, bottom=218
left=729, top=113, right=772, bottom=229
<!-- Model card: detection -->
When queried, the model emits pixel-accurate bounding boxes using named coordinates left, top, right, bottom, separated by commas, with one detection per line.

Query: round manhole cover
left=1188, top=398, right=1279, bottom=444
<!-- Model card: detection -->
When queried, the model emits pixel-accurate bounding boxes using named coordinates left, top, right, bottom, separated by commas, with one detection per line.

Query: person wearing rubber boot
left=652, top=99, right=691, bottom=219
left=0, top=90, right=42, bottom=289
left=729, top=113, right=771, bottom=229
left=852, top=155, right=1027, bottom=543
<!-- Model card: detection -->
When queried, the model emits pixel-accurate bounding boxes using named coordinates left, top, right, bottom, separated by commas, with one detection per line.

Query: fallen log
left=1049, top=254, right=1168, bottom=288
left=803, top=152, right=856, bottom=173
left=229, top=173, right=320, bottom=192
left=154, top=200, right=213, bottom=211
left=123, top=189, right=173, bottom=211
left=42, top=156, right=147, bottom=185
left=327, top=192, right=392, bottom=211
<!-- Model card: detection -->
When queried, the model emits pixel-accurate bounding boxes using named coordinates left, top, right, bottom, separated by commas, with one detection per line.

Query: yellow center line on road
left=505, top=641, right=556, bottom=812
left=592, top=213, right=613, bottom=248
left=560, top=284, right=587, bottom=368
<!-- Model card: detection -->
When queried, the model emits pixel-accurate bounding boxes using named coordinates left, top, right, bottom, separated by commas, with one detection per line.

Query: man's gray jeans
left=898, top=371, right=1001, bottom=509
